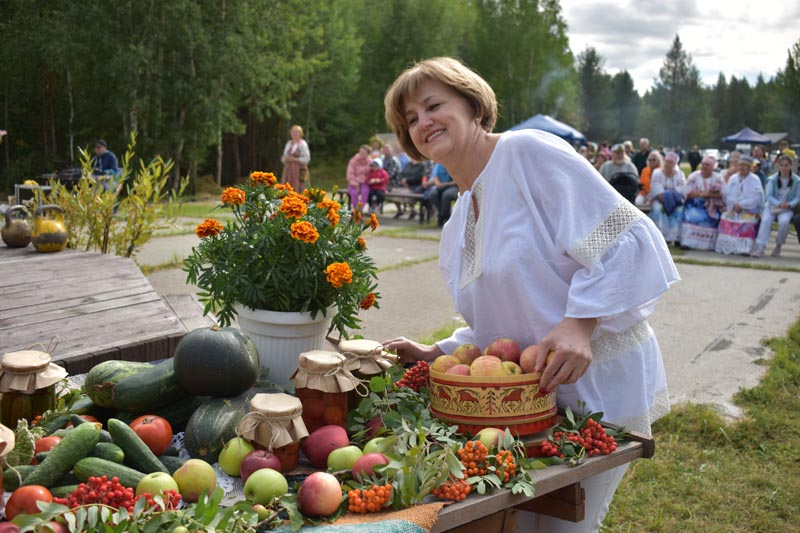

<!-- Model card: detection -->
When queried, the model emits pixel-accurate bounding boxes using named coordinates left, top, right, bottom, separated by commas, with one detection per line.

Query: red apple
left=447, top=364, right=471, bottom=376
left=470, top=355, right=506, bottom=377
left=301, top=425, right=350, bottom=469
left=453, top=343, right=483, bottom=365
left=431, top=355, right=461, bottom=373
left=484, top=338, right=521, bottom=363
left=476, top=427, right=503, bottom=449
left=366, top=415, right=384, bottom=438
left=351, top=452, right=390, bottom=482
left=520, top=344, right=539, bottom=374
left=241, top=450, right=283, bottom=482
left=296, top=472, right=343, bottom=517
left=502, top=361, right=523, bottom=375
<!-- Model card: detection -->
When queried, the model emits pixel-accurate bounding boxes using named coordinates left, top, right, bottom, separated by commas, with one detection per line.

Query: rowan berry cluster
left=431, top=479, right=471, bottom=501
left=457, top=440, right=488, bottom=476
left=541, top=418, right=617, bottom=458
left=347, top=484, right=392, bottom=513
left=494, top=449, right=517, bottom=483
left=395, top=361, right=430, bottom=391
left=53, top=476, right=182, bottom=513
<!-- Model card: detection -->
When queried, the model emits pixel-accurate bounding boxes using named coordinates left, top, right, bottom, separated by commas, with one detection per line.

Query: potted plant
left=184, top=172, right=380, bottom=386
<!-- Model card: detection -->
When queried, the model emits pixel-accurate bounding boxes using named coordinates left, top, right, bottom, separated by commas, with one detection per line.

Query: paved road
left=138, top=212, right=800, bottom=417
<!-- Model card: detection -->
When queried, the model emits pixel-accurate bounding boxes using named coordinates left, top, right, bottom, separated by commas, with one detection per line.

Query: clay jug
left=1, top=205, right=32, bottom=248
left=31, top=204, right=68, bottom=253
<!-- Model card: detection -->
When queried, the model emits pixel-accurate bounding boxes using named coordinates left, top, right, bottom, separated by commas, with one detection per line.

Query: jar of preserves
left=292, top=350, right=363, bottom=433
left=0, top=350, right=67, bottom=427
left=236, top=393, right=309, bottom=472
left=338, top=339, right=398, bottom=410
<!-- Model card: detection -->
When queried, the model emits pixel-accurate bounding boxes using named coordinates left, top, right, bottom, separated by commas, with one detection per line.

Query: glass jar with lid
left=0, top=350, right=67, bottom=427
left=236, top=393, right=309, bottom=472
left=338, top=339, right=398, bottom=410
left=291, top=350, right=363, bottom=433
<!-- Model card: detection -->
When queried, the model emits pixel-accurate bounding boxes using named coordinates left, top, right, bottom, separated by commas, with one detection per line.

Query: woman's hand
left=780, top=201, right=790, bottom=209
left=382, top=337, right=442, bottom=363
left=535, top=317, right=597, bottom=393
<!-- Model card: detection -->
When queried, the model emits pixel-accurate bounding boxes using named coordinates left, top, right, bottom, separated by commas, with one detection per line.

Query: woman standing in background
left=281, top=125, right=311, bottom=191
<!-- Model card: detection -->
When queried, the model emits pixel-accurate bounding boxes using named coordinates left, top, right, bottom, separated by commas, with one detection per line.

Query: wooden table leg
left=514, top=482, right=585, bottom=523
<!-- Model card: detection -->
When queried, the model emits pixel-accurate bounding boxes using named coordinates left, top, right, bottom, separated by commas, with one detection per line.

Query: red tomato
left=4, top=485, right=53, bottom=519
left=129, top=415, right=173, bottom=456
left=34, top=436, right=62, bottom=454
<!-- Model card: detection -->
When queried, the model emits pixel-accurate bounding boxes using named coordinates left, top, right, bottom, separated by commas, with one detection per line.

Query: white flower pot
left=234, top=304, right=332, bottom=388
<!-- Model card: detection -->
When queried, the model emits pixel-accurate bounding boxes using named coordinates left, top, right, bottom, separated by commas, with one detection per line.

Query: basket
left=429, top=369, right=557, bottom=437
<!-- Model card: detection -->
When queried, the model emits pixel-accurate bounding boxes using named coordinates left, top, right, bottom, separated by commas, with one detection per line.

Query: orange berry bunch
left=541, top=417, right=617, bottom=458
left=493, top=449, right=517, bottom=483
left=347, top=484, right=392, bottom=514
left=395, top=361, right=430, bottom=391
left=457, top=440, right=489, bottom=476
left=431, top=479, right=471, bottom=501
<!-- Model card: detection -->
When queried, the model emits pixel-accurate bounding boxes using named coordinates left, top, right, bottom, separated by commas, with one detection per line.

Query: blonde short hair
left=290, top=125, right=304, bottom=137
left=384, top=57, right=497, bottom=161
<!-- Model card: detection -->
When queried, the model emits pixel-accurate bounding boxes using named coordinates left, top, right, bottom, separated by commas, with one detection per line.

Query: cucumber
left=98, top=430, right=113, bottom=443
left=70, top=395, right=114, bottom=421
left=69, top=413, right=100, bottom=428
left=111, top=359, right=187, bottom=412
left=73, top=457, right=146, bottom=489
left=50, top=485, right=80, bottom=498
left=106, top=419, right=168, bottom=474
left=161, top=446, right=180, bottom=457
left=113, top=395, right=205, bottom=433
left=90, top=442, right=125, bottom=464
left=3, top=465, right=37, bottom=492
left=22, top=422, right=100, bottom=488
left=40, top=414, right=70, bottom=436
left=35, top=451, right=51, bottom=463
left=54, top=472, right=80, bottom=487
left=158, top=455, right=189, bottom=475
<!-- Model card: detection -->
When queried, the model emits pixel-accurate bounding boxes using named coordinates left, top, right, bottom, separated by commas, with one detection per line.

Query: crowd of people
left=583, top=137, right=799, bottom=258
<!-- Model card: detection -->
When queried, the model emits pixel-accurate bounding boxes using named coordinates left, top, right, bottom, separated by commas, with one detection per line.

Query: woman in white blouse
left=280, top=124, right=311, bottom=191
left=381, top=57, right=678, bottom=533
left=648, top=151, right=686, bottom=246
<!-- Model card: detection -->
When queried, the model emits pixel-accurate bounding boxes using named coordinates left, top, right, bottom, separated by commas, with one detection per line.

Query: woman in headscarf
left=680, top=155, right=725, bottom=250
left=648, top=151, right=686, bottom=246
left=715, top=156, right=765, bottom=255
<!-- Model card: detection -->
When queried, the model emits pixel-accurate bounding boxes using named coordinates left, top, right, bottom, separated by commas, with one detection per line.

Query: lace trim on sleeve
left=569, top=199, right=644, bottom=268
left=613, top=387, right=671, bottom=436
left=460, top=180, right=485, bottom=289
left=591, top=321, right=654, bottom=364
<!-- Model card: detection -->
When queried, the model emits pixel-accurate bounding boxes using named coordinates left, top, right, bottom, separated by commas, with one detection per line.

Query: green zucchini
left=111, top=359, right=187, bottom=412
left=39, top=414, right=70, bottom=436
left=183, top=393, right=250, bottom=464
left=84, top=360, right=153, bottom=408
left=73, top=457, right=145, bottom=489
left=90, top=442, right=125, bottom=464
left=35, top=451, right=51, bottom=463
left=70, top=395, right=114, bottom=421
left=22, top=422, right=100, bottom=488
left=3, top=464, right=37, bottom=492
left=158, top=455, right=189, bottom=475
left=106, top=419, right=168, bottom=474
left=51, top=427, right=74, bottom=439
left=50, top=485, right=80, bottom=498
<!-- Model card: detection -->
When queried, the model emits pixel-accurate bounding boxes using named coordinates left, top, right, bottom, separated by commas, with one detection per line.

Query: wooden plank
left=0, top=280, right=154, bottom=316
left=162, top=294, right=217, bottom=331
left=0, top=254, right=137, bottom=295
left=514, top=483, right=585, bottom=522
left=441, top=509, right=518, bottom=533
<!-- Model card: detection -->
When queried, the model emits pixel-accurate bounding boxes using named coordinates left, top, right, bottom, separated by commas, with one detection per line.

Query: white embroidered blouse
left=435, top=130, right=680, bottom=435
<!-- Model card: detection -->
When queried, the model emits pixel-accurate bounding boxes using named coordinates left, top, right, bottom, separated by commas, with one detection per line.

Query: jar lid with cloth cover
left=338, top=339, right=398, bottom=377
left=236, top=393, right=309, bottom=450
left=291, top=350, right=363, bottom=393
left=0, top=350, right=67, bottom=394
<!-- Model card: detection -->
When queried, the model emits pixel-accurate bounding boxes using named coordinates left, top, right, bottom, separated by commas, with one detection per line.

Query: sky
left=560, top=0, right=800, bottom=95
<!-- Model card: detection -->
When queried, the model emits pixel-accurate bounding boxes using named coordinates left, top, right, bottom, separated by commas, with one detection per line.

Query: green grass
left=137, top=254, right=184, bottom=275
left=378, top=255, right=440, bottom=273
left=603, top=321, right=800, bottom=532
left=173, top=201, right=232, bottom=219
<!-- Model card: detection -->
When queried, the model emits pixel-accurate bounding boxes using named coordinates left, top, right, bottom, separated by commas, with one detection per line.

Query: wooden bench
left=337, top=187, right=432, bottom=224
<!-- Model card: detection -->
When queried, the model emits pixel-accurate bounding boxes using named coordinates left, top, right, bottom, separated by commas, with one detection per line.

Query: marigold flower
left=325, top=262, right=353, bottom=288
left=318, top=198, right=341, bottom=211
left=250, top=171, right=277, bottom=186
left=356, top=237, right=367, bottom=251
left=369, top=213, right=379, bottom=232
left=221, top=187, right=246, bottom=206
left=359, top=292, right=376, bottom=310
left=327, top=208, right=340, bottom=226
left=195, top=219, right=224, bottom=238
left=290, top=221, right=319, bottom=243
left=275, top=183, right=294, bottom=192
left=280, top=194, right=308, bottom=218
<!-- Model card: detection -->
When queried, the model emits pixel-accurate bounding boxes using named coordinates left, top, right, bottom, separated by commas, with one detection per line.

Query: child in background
left=367, top=159, right=389, bottom=214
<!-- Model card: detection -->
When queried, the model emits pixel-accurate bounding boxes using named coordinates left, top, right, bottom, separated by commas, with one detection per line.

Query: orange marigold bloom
left=318, top=198, right=341, bottom=211
left=369, top=213, right=379, bottom=232
left=324, top=262, right=353, bottom=288
left=280, top=194, right=308, bottom=218
left=356, top=237, right=367, bottom=250
left=250, top=171, right=277, bottom=186
left=290, top=221, right=319, bottom=243
left=359, top=292, right=376, bottom=310
left=195, top=219, right=224, bottom=238
left=275, top=183, right=294, bottom=192
left=327, top=208, right=340, bottom=226
left=221, top=187, right=246, bottom=206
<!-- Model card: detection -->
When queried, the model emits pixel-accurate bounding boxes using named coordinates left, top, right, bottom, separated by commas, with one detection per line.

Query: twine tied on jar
left=236, top=393, right=309, bottom=450
left=338, top=338, right=399, bottom=376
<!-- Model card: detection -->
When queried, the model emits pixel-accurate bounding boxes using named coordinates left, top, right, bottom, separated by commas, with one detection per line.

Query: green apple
left=172, top=458, right=217, bottom=503
left=218, top=437, right=256, bottom=476
left=252, top=504, right=270, bottom=521
left=476, top=427, right=503, bottom=450
left=243, top=468, right=289, bottom=505
left=135, top=471, right=179, bottom=497
left=362, top=437, right=386, bottom=455
left=327, top=445, right=363, bottom=471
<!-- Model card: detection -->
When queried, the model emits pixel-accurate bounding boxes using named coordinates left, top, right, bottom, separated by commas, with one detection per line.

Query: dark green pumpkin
left=173, top=326, right=260, bottom=397
left=182, top=394, right=250, bottom=464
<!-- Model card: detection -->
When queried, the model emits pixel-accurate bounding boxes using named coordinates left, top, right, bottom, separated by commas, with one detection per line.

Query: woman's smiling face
left=403, top=79, right=479, bottom=164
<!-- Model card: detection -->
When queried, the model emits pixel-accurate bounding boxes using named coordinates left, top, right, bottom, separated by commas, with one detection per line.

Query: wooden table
left=431, top=429, right=654, bottom=532
left=0, top=245, right=210, bottom=374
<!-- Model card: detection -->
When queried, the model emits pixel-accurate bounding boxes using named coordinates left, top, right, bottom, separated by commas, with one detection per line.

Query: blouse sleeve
left=649, top=170, right=664, bottom=199
left=296, top=140, right=311, bottom=165
left=739, top=177, right=765, bottom=210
